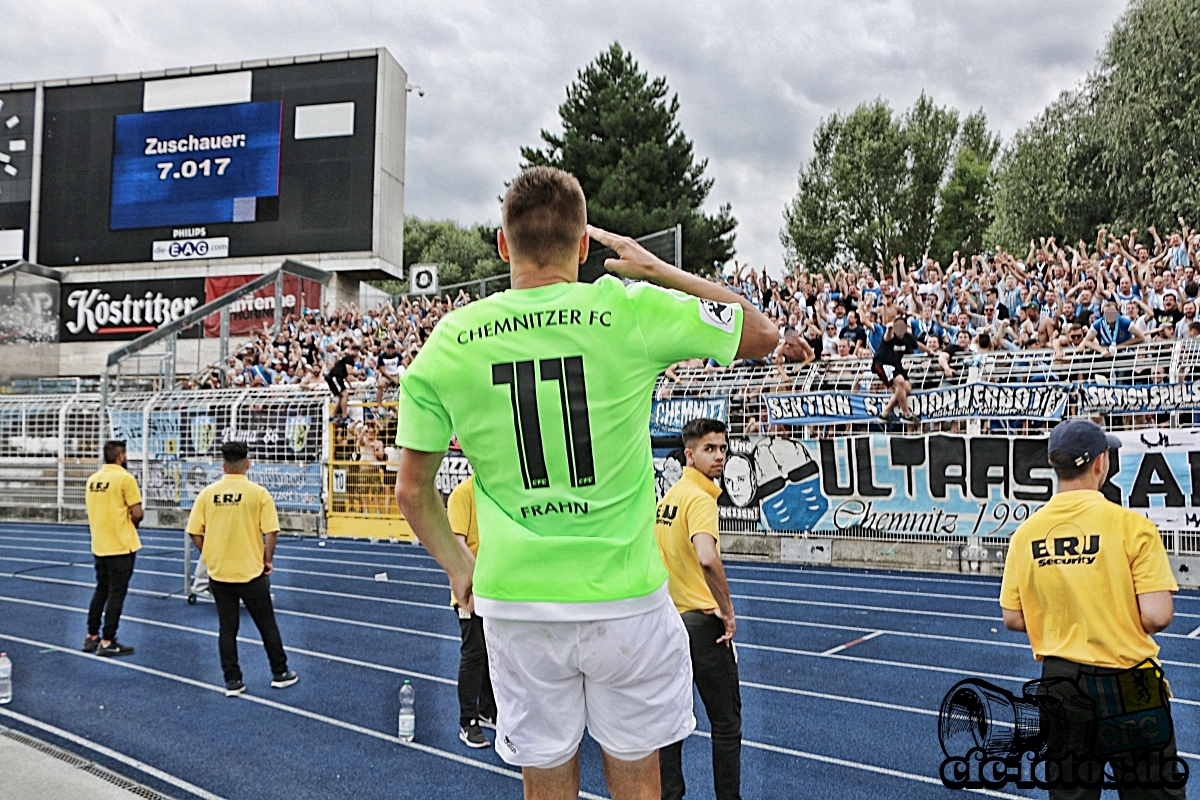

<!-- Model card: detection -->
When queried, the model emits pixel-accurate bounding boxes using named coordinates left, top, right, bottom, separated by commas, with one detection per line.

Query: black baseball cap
left=1047, top=419, right=1121, bottom=468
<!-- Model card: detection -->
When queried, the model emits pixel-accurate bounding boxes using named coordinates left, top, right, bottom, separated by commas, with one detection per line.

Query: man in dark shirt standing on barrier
left=872, top=317, right=928, bottom=424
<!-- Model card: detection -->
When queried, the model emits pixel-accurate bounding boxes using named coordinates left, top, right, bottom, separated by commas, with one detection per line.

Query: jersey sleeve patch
left=699, top=299, right=736, bottom=333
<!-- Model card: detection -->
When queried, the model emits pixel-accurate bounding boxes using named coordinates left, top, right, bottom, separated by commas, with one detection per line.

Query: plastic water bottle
left=397, top=680, right=415, bottom=741
left=0, top=653, right=11, bottom=705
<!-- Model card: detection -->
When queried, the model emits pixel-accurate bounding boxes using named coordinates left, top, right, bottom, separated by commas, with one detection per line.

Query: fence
left=326, top=399, right=412, bottom=540
left=1, top=339, right=1199, bottom=555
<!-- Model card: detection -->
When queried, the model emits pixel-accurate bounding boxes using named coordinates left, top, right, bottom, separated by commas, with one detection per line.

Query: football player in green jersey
left=396, top=166, right=776, bottom=800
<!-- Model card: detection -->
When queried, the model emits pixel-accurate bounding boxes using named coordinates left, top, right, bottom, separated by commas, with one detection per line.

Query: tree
left=402, top=217, right=506, bottom=286
left=989, top=0, right=1200, bottom=249
left=931, top=111, right=1001, bottom=263
left=900, top=93, right=960, bottom=261
left=522, top=43, right=735, bottom=273
left=782, top=95, right=981, bottom=271
left=1092, top=0, right=1200, bottom=232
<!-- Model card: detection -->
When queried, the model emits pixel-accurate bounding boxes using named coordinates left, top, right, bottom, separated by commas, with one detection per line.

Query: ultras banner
left=764, top=383, right=1069, bottom=426
left=652, top=428, right=1200, bottom=536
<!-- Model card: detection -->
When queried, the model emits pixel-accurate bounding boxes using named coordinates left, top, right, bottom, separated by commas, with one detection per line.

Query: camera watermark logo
left=937, top=660, right=1187, bottom=791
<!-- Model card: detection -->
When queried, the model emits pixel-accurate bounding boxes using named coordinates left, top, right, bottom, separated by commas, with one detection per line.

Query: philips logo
left=152, top=236, right=229, bottom=262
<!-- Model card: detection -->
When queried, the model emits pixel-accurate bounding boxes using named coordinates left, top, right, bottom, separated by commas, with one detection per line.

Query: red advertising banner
left=203, top=274, right=322, bottom=337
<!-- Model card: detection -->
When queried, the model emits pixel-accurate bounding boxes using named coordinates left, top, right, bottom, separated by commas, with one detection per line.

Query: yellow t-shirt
left=654, top=467, right=721, bottom=613
left=85, top=464, right=143, bottom=557
left=1000, top=489, right=1179, bottom=668
left=446, top=476, right=478, bottom=607
left=185, top=474, right=281, bottom=583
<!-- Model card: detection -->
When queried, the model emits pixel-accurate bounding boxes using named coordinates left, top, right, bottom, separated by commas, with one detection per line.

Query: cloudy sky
left=4, top=0, right=1128, bottom=271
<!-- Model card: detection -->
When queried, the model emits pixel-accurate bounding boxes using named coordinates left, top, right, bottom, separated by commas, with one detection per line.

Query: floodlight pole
left=675, top=224, right=682, bottom=270
left=219, top=307, right=230, bottom=386
left=273, top=272, right=284, bottom=336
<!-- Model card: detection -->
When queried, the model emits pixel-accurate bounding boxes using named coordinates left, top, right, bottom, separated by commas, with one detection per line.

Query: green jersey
left=397, top=276, right=742, bottom=619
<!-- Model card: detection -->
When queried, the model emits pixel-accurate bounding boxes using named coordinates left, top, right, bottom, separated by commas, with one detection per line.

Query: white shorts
left=483, top=590, right=695, bottom=769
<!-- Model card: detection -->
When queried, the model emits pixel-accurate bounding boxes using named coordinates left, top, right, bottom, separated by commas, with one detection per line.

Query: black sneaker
left=95, top=641, right=134, bottom=657
left=81, top=636, right=99, bottom=653
left=459, top=722, right=489, bottom=749
left=225, top=679, right=246, bottom=697
left=876, top=411, right=892, bottom=422
left=270, top=670, right=299, bottom=689
left=901, top=411, right=922, bottom=424
left=477, top=713, right=497, bottom=731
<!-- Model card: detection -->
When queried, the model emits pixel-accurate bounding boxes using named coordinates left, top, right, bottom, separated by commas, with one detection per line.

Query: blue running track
left=0, top=522, right=1196, bottom=799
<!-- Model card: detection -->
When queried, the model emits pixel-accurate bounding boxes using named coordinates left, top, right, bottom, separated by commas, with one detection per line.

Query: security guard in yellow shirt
left=654, top=418, right=741, bottom=800
left=83, top=441, right=143, bottom=657
left=446, top=476, right=497, bottom=750
left=1001, top=419, right=1182, bottom=800
left=187, top=441, right=297, bottom=697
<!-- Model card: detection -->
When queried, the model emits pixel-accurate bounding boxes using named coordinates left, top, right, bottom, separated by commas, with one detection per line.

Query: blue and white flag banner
left=650, top=397, right=729, bottom=436
left=1078, top=382, right=1200, bottom=414
left=765, top=383, right=1069, bottom=426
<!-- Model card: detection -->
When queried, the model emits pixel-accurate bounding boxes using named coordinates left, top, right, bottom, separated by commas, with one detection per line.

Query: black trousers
left=457, top=611, right=496, bottom=727
left=1041, top=656, right=1187, bottom=800
left=208, top=573, right=288, bottom=683
left=661, top=611, right=742, bottom=800
left=87, top=553, right=136, bottom=642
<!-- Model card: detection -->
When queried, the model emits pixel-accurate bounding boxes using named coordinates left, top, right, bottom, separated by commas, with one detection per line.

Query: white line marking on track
left=688, top=730, right=1024, bottom=798
left=0, top=564, right=451, bottom=611
left=1189, top=624, right=1200, bottom=638
left=731, top=576, right=999, bottom=602
left=0, top=535, right=449, bottom=574
left=0, top=707, right=228, bottom=800
left=0, top=595, right=458, bottom=686
left=821, top=630, right=886, bottom=655
left=0, top=624, right=1021, bottom=799
left=733, top=591, right=1000, bottom=620
left=0, top=632, right=608, bottom=800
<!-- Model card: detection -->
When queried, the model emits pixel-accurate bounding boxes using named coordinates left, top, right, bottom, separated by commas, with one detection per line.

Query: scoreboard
left=0, top=49, right=405, bottom=271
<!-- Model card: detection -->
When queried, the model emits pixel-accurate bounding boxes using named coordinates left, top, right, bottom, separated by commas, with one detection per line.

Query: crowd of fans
left=188, top=221, right=1200, bottom=397
left=706, top=221, right=1200, bottom=376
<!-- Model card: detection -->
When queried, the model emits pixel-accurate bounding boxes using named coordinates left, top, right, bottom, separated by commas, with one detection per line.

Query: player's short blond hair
left=502, top=167, right=587, bottom=264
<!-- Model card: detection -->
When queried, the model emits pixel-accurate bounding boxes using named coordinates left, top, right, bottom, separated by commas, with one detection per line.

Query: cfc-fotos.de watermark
left=937, top=659, right=1189, bottom=791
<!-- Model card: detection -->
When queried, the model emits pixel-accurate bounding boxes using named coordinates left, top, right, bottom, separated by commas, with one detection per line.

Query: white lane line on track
left=0, top=536, right=448, bottom=575
left=725, top=562, right=1200, bottom=601
left=17, top=532, right=1200, bottom=616
left=0, top=632, right=608, bottom=800
left=732, top=590, right=1200, bottom=621
left=731, top=576, right=999, bottom=602
left=687, top=730, right=1024, bottom=799
left=820, top=630, right=885, bottom=656
left=9, top=588, right=1200, bottom=726
left=0, top=546, right=451, bottom=592
left=0, top=559, right=450, bottom=611
left=733, top=591, right=1000, bottom=621
left=11, top=551, right=1200, bottom=646
left=0, top=595, right=457, bottom=686
left=0, top=629, right=1016, bottom=799
left=0, top=707, right=227, bottom=800
left=7, top=570, right=1196, bottom=669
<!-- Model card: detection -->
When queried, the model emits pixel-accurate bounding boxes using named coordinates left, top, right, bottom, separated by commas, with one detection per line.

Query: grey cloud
left=3, top=0, right=1128, bottom=271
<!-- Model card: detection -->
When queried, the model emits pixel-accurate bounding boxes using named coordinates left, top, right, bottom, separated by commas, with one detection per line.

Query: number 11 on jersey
left=492, top=356, right=595, bottom=491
